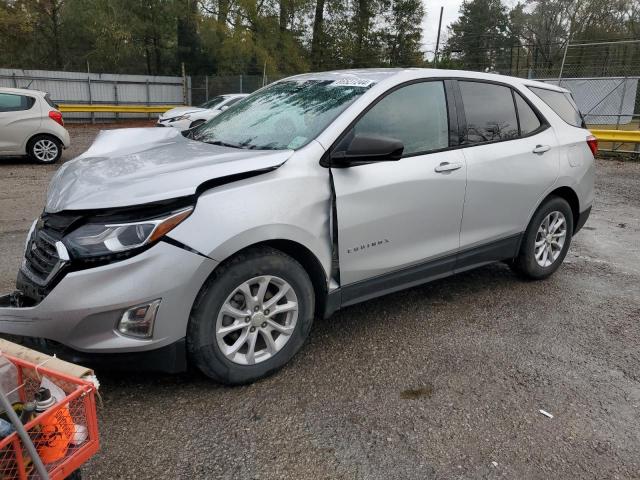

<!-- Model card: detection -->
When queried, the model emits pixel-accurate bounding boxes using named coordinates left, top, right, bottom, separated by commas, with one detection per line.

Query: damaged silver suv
left=0, top=69, right=595, bottom=384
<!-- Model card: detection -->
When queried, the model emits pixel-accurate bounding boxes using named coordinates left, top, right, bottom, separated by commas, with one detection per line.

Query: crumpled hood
left=45, top=128, right=292, bottom=213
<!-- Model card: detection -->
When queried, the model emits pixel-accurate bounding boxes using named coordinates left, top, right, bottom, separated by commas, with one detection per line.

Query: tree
left=0, top=1, right=34, bottom=68
left=444, top=0, right=514, bottom=71
left=351, top=0, right=381, bottom=67
left=8, top=0, right=636, bottom=79
left=177, top=0, right=205, bottom=74
left=382, top=0, right=425, bottom=66
left=33, top=0, right=65, bottom=69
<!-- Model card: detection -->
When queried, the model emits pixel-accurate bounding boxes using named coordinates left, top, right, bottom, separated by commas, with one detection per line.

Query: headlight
left=64, top=207, right=193, bottom=259
left=172, top=114, right=191, bottom=121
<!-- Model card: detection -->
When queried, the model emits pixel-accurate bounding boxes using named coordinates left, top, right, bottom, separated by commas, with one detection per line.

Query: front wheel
left=511, top=196, right=574, bottom=280
left=187, top=247, right=315, bottom=385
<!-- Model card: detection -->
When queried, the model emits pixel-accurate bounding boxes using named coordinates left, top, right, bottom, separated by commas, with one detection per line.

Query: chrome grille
left=21, top=228, right=65, bottom=286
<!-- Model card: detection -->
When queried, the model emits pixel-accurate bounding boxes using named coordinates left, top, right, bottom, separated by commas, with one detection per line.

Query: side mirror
left=330, top=134, right=404, bottom=167
left=220, top=105, right=229, bottom=111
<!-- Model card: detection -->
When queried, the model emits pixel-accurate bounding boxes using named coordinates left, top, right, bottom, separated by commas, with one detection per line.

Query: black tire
left=27, top=135, right=62, bottom=164
left=188, top=119, right=206, bottom=129
left=187, top=246, right=315, bottom=385
left=511, top=196, right=574, bottom=280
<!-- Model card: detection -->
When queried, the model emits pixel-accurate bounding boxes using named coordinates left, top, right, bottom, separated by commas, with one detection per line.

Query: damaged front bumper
left=0, top=241, right=217, bottom=370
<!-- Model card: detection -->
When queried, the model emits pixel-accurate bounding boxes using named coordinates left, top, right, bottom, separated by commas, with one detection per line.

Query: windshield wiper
left=204, top=140, right=246, bottom=149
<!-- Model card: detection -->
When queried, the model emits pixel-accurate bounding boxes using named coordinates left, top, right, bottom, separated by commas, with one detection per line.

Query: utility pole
left=87, top=60, right=94, bottom=124
left=558, top=40, right=571, bottom=84
left=434, top=6, right=444, bottom=68
left=181, top=62, right=187, bottom=105
left=262, top=60, right=267, bottom=87
left=558, top=22, right=573, bottom=84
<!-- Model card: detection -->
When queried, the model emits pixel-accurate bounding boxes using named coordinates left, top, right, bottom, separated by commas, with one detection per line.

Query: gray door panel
left=459, top=127, right=559, bottom=249
left=332, top=150, right=467, bottom=285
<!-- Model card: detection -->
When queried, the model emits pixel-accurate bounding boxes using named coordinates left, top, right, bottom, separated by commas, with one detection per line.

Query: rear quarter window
left=514, top=92, right=542, bottom=135
left=44, top=94, right=57, bottom=109
left=529, top=87, right=584, bottom=128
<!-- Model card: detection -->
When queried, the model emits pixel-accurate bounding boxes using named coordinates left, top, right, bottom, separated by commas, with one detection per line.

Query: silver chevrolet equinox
left=0, top=69, right=595, bottom=384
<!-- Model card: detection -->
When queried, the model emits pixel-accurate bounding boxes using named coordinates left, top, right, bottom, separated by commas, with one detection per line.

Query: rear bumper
left=59, top=127, right=71, bottom=148
left=575, top=205, right=592, bottom=233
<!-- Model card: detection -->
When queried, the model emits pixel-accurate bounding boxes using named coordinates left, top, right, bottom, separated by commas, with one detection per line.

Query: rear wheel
left=27, top=135, right=62, bottom=164
left=187, top=246, right=314, bottom=385
left=511, top=196, right=574, bottom=280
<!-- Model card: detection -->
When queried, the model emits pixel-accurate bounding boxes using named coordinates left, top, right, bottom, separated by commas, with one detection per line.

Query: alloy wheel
left=32, top=139, right=59, bottom=162
left=215, top=275, right=298, bottom=365
left=534, top=210, right=567, bottom=267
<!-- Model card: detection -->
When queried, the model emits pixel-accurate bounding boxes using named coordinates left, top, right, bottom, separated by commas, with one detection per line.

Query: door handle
left=532, top=144, right=551, bottom=154
left=434, top=162, right=463, bottom=173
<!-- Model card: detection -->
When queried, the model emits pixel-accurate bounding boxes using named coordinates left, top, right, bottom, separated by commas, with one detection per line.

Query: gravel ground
left=1, top=124, right=639, bottom=479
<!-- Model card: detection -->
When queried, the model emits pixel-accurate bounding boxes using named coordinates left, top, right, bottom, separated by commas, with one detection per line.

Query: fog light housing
left=117, top=300, right=161, bottom=338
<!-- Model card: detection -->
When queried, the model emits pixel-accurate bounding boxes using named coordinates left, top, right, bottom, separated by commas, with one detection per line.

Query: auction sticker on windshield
left=329, top=78, right=375, bottom=88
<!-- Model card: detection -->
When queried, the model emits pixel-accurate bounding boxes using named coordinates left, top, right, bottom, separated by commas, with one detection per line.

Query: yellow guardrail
left=58, top=104, right=182, bottom=113
left=590, top=129, right=640, bottom=143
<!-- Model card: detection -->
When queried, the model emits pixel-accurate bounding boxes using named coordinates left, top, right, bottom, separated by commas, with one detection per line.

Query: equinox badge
left=347, top=239, right=390, bottom=254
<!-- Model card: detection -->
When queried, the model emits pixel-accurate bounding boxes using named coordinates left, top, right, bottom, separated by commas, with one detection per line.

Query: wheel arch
left=544, top=186, right=580, bottom=233
left=25, top=132, right=64, bottom=154
left=194, top=238, right=330, bottom=320
left=261, top=239, right=329, bottom=318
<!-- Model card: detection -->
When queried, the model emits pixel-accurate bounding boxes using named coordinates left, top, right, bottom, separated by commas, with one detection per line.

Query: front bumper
left=0, top=241, right=217, bottom=355
left=6, top=336, right=189, bottom=373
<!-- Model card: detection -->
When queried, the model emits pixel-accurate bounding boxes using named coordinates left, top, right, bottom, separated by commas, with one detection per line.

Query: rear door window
left=528, top=87, right=584, bottom=128
left=0, top=93, right=35, bottom=112
left=459, top=81, right=519, bottom=144
left=514, top=92, right=542, bottom=135
left=350, top=81, right=449, bottom=156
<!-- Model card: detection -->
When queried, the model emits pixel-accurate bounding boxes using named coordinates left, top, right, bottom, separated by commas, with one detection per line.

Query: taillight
left=49, top=110, right=64, bottom=126
left=586, top=135, right=598, bottom=157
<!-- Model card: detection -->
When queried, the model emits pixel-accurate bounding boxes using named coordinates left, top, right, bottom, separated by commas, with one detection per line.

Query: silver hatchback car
left=0, top=69, right=595, bottom=384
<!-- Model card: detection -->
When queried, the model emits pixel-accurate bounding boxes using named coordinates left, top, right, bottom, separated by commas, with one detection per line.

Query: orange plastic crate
left=0, top=354, right=99, bottom=479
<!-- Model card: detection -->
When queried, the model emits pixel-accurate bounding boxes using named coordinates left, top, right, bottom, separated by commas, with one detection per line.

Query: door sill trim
left=324, top=233, right=522, bottom=317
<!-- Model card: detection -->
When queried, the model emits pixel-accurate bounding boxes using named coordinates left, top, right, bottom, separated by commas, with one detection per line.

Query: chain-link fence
left=0, top=68, right=187, bottom=121
left=444, top=40, right=640, bottom=80
left=189, top=74, right=289, bottom=106
left=539, top=76, right=640, bottom=153
left=0, top=68, right=289, bottom=120
left=541, top=77, right=639, bottom=125
left=443, top=40, right=640, bottom=154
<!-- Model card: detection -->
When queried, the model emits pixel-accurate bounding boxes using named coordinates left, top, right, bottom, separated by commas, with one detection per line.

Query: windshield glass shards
left=193, top=79, right=374, bottom=150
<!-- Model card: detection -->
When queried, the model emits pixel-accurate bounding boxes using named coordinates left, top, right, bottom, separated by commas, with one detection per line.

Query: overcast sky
left=421, top=0, right=465, bottom=56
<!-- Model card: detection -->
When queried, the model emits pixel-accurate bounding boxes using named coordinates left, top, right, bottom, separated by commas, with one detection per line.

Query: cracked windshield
left=193, top=79, right=374, bottom=150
